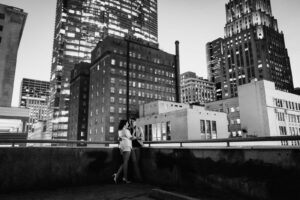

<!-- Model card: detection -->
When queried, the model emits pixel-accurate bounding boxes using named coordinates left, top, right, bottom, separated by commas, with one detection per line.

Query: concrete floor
left=0, top=184, right=156, bottom=200
left=0, top=183, right=253, bottom=200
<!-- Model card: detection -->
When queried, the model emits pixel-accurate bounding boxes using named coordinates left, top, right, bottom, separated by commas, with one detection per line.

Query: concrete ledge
left=141, top=148, right=300, bottom=200
left=150, top=189, right=199, bottom=200
left=0, top=147, right=300, bottom=199
left=0, top=147, right=122, bottom=193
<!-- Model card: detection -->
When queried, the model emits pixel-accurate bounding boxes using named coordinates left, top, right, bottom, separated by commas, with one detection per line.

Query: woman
left=113, top=120, right=135, bottom=184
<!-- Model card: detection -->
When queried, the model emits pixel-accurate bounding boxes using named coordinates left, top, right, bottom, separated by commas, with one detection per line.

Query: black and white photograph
left=0, top=0, right=299, bottom=199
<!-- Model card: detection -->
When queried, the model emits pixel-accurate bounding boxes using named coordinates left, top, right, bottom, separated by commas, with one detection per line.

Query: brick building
left=87, top=36, right=180, bottom=141
left=68, top=62, right=90, bottom=143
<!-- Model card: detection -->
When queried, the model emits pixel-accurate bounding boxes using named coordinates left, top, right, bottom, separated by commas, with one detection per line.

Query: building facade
left=206, top=38, right=223, bottom=100
left=49, top=0, right=158, bottom=140
left=0, top=4, right=27, bottom=107
left=68, top=62, right=90, bottom=143
left=207, top=80, right=300, bottom=145
left=0, top=106, right=29, bottom=133
left=205, top=97, right=242, bottom=137
left=180, top=71, right=215, bottom=105
left=137, top=101, right=229, bottom=141
left=238, top=80, right=300, bottom=146
left=19, top=78, right=50, bottom=132
left=88, top=36, right=180, bottom=142
left=206, top=0, right=294, bottom=100
left=27, top=121, right=51, bottom=147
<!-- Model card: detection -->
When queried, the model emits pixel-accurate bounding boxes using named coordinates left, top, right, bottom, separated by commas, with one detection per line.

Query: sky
left=0, top=0, right=299, bottom=107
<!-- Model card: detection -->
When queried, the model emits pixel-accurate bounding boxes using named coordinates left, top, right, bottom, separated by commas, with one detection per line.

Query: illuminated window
left=111, top=78, right=115, bottom=84
left=111, top=59, right=116, bottom=65
left=110, top=106, right=115, bottom=113
left=110, top=126, right=114, bottom=133
left=110, top=87, right=115, bottom=93
left=67, top=32, right=75, bottom=37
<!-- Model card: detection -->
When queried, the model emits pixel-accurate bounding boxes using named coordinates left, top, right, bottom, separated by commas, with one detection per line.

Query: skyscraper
left=19, top=78, right=50, bottom=132
left=49, top=0, right=158, bottom=140
left=207, top=0, right=294, bottom=100
left=206, top=38, right=224, bottom=100
left=0, top=4, right=27, bottom=107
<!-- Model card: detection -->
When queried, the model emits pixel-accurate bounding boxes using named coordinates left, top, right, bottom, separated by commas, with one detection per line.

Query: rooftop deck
left=0, top=136, right=300, bottom=200
left=0, top=184, right=155, bottom=200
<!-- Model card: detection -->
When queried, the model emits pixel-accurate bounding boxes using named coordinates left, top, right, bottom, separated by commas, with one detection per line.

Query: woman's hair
left=118, top=119, right=128, bottom=130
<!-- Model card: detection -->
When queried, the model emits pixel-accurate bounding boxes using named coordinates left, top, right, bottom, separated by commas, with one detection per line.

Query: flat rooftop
left=0, top=183, right=251, bottom=200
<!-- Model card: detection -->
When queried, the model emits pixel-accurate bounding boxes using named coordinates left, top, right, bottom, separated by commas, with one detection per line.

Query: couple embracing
left=113, top=118, right=144, bottom=183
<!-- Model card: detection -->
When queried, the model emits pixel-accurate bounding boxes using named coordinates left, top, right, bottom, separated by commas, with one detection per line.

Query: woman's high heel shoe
left=122, top=178, right=131, bottom=184
left=112, top=173, right=117, bottom=184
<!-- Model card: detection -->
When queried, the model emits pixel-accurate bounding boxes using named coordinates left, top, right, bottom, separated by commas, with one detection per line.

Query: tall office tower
left=206, top=0, right=294, bottom=99
left=88, top=36, right=180, bottom=141
left=0, top=4, right=27, bottom=107
left=206, top=38, right=224, bottom=100
left=180, top=72, right=215, bottom=105
left=49, top=0, right=158, bottom=140
left=68, top=62, right=90, bottom=144
left=19, top=78, right=50, bottom=131
left=49, top=0, right=158, bottom=139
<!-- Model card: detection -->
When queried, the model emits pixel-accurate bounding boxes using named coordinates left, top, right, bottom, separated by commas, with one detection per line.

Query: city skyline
left=48, top=0, right=162, bottom=139
left=0, top=0, right=299, bottom=106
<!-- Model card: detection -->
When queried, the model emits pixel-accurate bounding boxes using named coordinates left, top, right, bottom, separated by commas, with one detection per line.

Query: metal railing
left=144, top=135, right=300, bottom=148
left=0, top=135, right=300, bottom=148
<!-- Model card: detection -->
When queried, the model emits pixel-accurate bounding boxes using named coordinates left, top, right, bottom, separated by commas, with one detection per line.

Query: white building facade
left=238, top=80, right=300, bottom=145
left=137, top=101, right=229, bottom=141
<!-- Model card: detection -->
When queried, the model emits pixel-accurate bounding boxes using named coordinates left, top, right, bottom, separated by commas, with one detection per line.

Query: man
left=129, top=118, right=143, bottom=182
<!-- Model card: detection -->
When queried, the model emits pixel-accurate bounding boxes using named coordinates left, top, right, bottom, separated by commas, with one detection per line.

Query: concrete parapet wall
left=0, top=147, right=299, bottom=199
left=0, top=147, right=122, bottom=192
left=141, top=147, right=300, bottom=200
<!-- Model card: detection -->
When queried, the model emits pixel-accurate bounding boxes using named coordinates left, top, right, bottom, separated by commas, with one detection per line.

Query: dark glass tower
left=49, top=0, right=158, bottom=140
left=207, top=0, right=294, bottom=99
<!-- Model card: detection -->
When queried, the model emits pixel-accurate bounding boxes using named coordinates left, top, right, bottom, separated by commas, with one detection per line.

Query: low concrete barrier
left=141, top=147, right=300, bottom=200
left=0, top=147, right=122, bottom=192
left=0, top=147, right=299, bottom=199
